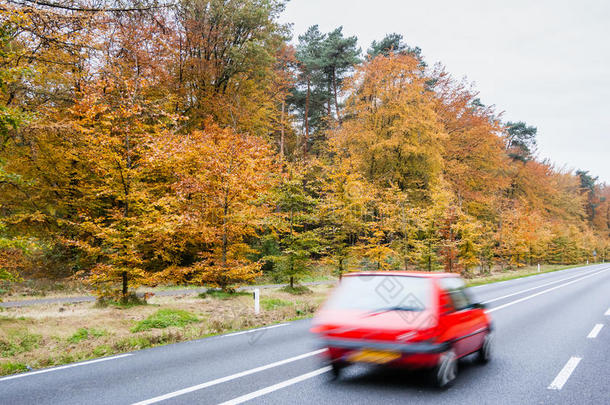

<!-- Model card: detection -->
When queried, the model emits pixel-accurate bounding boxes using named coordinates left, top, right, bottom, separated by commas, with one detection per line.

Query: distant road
left=0, top=281, right=335, bottom=308
left=1, top=264, right=608, bottom=404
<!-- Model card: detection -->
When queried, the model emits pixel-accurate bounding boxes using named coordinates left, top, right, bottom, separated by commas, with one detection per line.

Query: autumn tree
left=173, top=0, right=289, bottom=136
left=150, top=121, right=278, bottom=291
left=333, top=52, right=444, bottom=202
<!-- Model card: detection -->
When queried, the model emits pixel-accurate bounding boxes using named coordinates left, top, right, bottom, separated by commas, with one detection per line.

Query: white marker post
left=537, top=263, right=541, bottom=273
left=253, top=288, right=260, bottom=315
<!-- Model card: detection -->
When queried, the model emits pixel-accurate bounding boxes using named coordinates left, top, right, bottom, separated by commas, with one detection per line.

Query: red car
left=311, top=271, right=493, bottom=388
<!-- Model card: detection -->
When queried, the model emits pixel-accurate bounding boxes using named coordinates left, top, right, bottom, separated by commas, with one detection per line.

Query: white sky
left=279, top=0, right=610, bottom=183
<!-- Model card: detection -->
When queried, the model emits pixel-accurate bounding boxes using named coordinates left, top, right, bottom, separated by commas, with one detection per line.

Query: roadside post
left=537, top=263, right=540, bottom=273
left=253, top=288, right=260, bottom=314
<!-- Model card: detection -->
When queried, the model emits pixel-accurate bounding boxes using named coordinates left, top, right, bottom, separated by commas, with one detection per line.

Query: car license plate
left=348, top=349, right=401, bottom=364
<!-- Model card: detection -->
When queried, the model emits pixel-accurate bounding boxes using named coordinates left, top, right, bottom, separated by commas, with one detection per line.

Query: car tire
left=432, top=349, right=457, bottom=389
left=330, top=360, right=345, bottom=380
left=476, top=331, right=493, bottom=364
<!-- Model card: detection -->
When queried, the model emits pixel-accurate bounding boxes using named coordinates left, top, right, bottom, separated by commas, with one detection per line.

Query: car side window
left=439, top=277, right=472, bottom=311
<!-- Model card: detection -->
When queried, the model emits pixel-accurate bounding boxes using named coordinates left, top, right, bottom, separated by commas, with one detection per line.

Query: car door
left=438, top=277, right=483, bottom=356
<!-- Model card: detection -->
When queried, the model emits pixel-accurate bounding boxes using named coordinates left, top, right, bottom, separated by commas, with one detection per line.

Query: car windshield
left=324, top=275, right=432, bottom=312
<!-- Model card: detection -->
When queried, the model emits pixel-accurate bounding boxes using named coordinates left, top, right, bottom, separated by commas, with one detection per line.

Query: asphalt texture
left=0, top=264, right=608, bottom=405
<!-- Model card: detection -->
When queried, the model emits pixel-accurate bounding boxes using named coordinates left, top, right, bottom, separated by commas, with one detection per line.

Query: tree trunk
left=222, top=194, right=229, bottom=266
left=304, top=77, right=310, bottom=155
left=121, top=271, right=128, bottom=299
left=290, top=276, right=294, bottom=289
left=327, top=80, right=332, bottom=118
left=332, top=70, right=341, bottom=125
left=280, top=100, right=285, bottom=158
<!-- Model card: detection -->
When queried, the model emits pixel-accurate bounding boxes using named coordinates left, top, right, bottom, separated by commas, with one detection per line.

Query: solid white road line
left=487, top=268, right=609, bottom=314
left=548, top=357, right=581, bottom=390
left=0, top=354, right=133, bottom=382
left=217, top=366, right=331, bottom=405
left=481, top=268, right=602, bottom=304
left=587, top=324, right=604, bottom=338
left=222, top=323, right=289, bottom=338
left=131, top=349, right=327, bottom=405
left=469, top=264, right=604, bottom=289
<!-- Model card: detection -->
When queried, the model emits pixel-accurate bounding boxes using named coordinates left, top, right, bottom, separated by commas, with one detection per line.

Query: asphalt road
left=1, top=264, right=608, bottom=405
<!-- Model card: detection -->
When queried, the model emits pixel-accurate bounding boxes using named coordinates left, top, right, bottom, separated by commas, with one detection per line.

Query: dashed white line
left=0, top=354, right=133, bottom=382
left=605, top=308, right=610, bottom=316
left=548, top=357, right=581, bottom=390
left=217, top=366, right=331, bottom=405
left=587, top=324, right=604, bottom=338
left=487, top=268, right=609, bottom=313
left=131, top=349, right=326, bottom=405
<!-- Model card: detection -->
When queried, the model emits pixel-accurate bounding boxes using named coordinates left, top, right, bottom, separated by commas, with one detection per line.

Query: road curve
left=0, top=264, right=608, bottom=405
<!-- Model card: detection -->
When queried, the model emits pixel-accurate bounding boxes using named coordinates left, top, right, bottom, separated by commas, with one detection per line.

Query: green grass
left=0, top=361, right=28, bottom=374
left=67, top=328, right=106, bottom=344
left=0, top=330, right=41, bottom=357
left=198, top=290, right=251, bottom=300
left=261, top=298, right=292, bottom=311
left=131, top=309, right=199, bottom=332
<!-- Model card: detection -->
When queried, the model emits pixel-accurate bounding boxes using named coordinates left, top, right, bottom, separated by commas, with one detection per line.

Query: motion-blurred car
left=311, top=271, right=493, bottom=388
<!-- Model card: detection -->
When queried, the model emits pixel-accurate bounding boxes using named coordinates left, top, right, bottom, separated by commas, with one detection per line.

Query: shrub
left=131, top=309, right=199, bottom=332
left=280, top=285, right=312, bottom=295
left=198, top=290, right=250, bottom=300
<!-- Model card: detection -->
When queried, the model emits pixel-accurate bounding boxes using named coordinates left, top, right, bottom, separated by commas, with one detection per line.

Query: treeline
left=0, top=0, right=608, bottom=297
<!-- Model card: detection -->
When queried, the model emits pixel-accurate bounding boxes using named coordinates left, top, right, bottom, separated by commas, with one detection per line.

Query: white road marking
left=217, top=366, right=331, bottom=405
left=0, top=354, right=133, bottom=382
left=605, top=308, right=610, bottom=316
left=222, top=323, right=288, bottom=338
left=487, top=268, right=609, bottom=313
left=131, top=349, right=327, bottom=405
left=469, top=265, right=603, bottom=289
left=548, top=357, right=581, bottom=390
left=482, top=269, right=601, bottom=304
left=587, top=324, right=604, bottom=338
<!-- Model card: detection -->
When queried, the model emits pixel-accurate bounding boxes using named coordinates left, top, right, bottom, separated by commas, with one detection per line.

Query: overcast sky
left=279, top=0, right=610, bottom=183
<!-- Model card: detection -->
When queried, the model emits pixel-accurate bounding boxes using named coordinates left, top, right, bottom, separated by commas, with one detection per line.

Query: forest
left=0, top=0, right=608, bottom=300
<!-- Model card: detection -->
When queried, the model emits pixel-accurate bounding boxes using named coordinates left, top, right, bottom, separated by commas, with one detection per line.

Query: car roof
left=344, top=271, right=460, bottom=279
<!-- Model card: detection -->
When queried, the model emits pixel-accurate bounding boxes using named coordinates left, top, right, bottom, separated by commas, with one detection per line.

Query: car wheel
left=330, top=360, right=345, bottom=380
left=477, top=332, right=493, bottom=364
left=433, top=349, right=457, bottom=388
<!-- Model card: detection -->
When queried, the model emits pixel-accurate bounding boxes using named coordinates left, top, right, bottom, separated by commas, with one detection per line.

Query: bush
left=67, top=328, right=106, bottom=344
left=95, top=293, right=146, bottom=308
left=280, top=285, right=312, bottom=295
left=198, top=290, right=251, bottom=300
left=261, top=298, right=292, bottom=311
left=131, top=309, right=199, bottom=332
